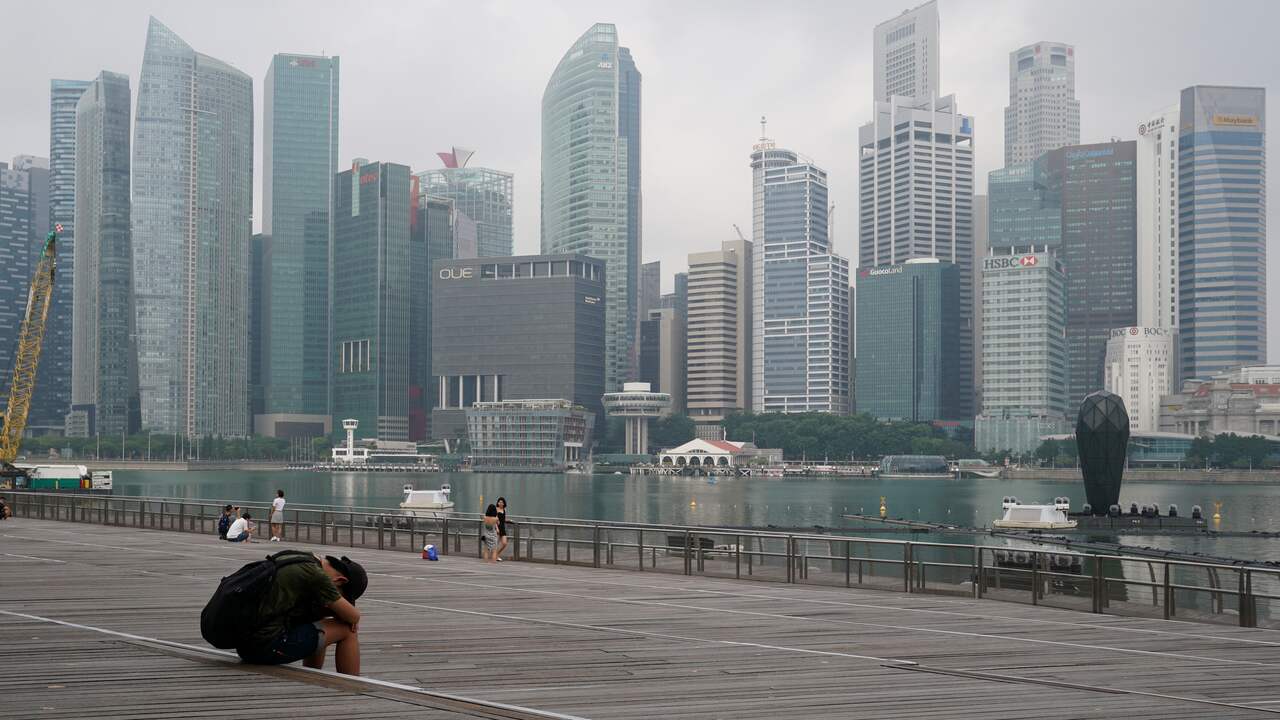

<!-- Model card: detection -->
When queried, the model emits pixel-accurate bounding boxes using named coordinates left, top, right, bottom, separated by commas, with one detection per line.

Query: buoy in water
left=879, top=496, right=887, bottom=519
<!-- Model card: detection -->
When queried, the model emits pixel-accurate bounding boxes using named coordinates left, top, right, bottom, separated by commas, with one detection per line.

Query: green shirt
left=249, top=556, right=341, bottom=645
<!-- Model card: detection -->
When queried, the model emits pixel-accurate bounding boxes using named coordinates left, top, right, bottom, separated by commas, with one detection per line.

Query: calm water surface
left=112, top=470, right=1280, bottom=561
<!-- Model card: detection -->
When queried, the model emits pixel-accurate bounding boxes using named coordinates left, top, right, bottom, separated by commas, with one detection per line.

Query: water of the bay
left=111, top=469, right=1280, bottom=561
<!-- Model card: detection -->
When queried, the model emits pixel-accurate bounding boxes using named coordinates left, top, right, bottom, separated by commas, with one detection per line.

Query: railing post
left=737, top=535, right=743, bottom=580
left=321, top=511, right=328, bottom=544
left=1244, top=570, right=1255, bottom=628
left=1238, top=571, right=1250, bottom=628
left=441, top=517, right=449, bottom=555
left=976, top=546, right=985, bottom=598
left=514, top=522, right=521, bottom=561
left=638, top=529, right=644, bottom=571
left=684, top=531, right=692, bottom=576
left=179, top=503, right=185, bottom=533
left=293, top=510, right=299, bottom=543
left=845, top=540, right=851, bottom=588
left=593, top=525, right=601, bottom=568
left=1031, top=552, right=1040, bottom=605
left=378, top=517, right=384, bottom=550
left=1162, top=563, right=1172, bottom=620
left=553, top=525, right=559, bottom=565
left=904, top=543, right=912, bottom=593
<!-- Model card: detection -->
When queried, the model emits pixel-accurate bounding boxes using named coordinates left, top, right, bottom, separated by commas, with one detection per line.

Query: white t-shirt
left=227, top=517, right=249, bottom=537
left=271, top=497, right=286, bottom=518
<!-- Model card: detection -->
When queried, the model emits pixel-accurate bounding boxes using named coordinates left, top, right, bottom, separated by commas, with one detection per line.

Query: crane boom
left=1, top=229, right=58, bottom=465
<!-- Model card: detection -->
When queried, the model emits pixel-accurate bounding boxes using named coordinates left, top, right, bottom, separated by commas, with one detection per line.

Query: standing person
left=270, top=489, right=286, bottom=542
left=481, top=503, right=500, bottom=562
left=495, top=497, right=509, bottom=561
left=217, top=504, right=235, bottom=539
left=227, top=512, right=254, bottom=542
left=231, top=553, right=367, bottom=675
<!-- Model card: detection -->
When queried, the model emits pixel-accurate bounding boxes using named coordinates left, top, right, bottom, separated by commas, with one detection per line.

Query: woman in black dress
left=495, top=497, right=509, bottom=561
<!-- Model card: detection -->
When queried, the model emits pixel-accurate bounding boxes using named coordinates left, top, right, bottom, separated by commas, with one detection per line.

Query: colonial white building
left=1105, top=327, right=1178, bottom=433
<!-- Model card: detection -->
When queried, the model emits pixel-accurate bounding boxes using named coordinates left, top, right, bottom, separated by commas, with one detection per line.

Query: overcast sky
left=1, top=0, right=1276, bottom=356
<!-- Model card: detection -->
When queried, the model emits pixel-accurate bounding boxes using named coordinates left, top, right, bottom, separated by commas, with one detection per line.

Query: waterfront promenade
left=4, top=517, right=1280, bottom=718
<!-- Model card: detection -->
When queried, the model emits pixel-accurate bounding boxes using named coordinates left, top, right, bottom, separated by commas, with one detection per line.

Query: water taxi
left=992, top=496, right=1078, bottom=530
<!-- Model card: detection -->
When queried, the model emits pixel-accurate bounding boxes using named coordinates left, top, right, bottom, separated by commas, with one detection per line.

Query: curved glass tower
left=541, top=23, right=641, bottom=392
left=133, top=17, right=253, bottom=437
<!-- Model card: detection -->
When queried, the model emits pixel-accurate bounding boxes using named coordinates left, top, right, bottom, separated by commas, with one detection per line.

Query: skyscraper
left=0, top=162, right=35, bottom=408
left=1135, top=106, right=1181, bottom=330
left=70, top=71, right=137, bottom=437
left=858, top=95, right=975, bottom=416
left=409, top=191, right=468, bottom=441
left=332, top=161, right=412, bottom=442
left=639, top=261, right=661, bottom=324
left=1178, top=86, right=1266, bottom=381
left=873, top=0, right=940, bottom=102
left=639, top=307, right=685, bottom=416
left=41, top=80, right=88, bottom=430
left=687, top=239, right=752, bottom=435
left=753, top=153, right=851, bottom=414
left=1004, top=43, right=1079, bottom=165
left=258, top=53, right=339, bottom=439
left=856, top=260, right=960, bottom=421
left=419, top=148, right=513, bottom=258
left=542, top=23, right=641, bottom=392
left=133, top=17, right=253, bottom=437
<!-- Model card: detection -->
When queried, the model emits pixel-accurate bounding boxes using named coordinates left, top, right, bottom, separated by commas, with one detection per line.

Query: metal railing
left=5, top=490, right=1276, bottom=630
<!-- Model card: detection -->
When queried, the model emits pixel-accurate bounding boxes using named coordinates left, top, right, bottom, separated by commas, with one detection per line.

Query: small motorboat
left=992, top=496, right=1077, bottom=530
left=399, top=483, right=455, bottom=514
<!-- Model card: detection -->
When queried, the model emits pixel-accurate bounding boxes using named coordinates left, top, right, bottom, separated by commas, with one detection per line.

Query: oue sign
left=439, top=267, right=474, bottom=280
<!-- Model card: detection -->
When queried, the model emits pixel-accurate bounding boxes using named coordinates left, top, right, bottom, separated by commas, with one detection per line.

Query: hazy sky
left=1, top=0, right=1276, bottom=355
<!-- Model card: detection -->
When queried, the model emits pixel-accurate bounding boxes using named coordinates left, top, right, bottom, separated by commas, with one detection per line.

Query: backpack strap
left=267, top=550, right=320, bottom=568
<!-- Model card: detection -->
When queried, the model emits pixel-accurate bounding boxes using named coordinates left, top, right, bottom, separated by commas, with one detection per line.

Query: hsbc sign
left=983, top=255, right=1040, bottom=271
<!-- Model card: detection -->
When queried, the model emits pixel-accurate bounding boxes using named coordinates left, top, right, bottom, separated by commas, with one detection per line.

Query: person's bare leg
left=497, top=536, right=508, bottom=560
left=309, top=619, right=359, bottom=675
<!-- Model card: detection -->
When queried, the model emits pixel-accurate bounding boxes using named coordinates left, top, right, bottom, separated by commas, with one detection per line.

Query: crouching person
left=202, top=551, right=367, bottom=675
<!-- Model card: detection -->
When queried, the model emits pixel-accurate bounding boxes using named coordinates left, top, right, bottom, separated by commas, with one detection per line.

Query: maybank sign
left=983, top=255, right=1040, bottom=271
left=1212, top=114, right=1258, bottom=128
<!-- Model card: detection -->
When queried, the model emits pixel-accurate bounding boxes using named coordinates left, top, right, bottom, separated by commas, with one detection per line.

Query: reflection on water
left=111, top=470, right=1280, bottom=561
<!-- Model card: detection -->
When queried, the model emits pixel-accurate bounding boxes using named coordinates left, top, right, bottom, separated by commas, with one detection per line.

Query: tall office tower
left=1104, top=327, right=1177, bottom=433
left=987, top=161, right=1060, bottom=251
left=332, top=161, right=412, bottom=442
left=1178, top=86, right=1266, bottom=381
left=249, top=233, right=268, bottom=431
left=408, top=192, right=467, bottom=441
left=856, top=259, right=960, bottom=421
left=0, top=162, right=34, bottom=406
left=639, top=261, right=661, bottom=323
left=1047, top=142, right=1138, bottom=407
left=753, top=156, right=851, bottom=414
left=1135, top=106, right=1180, bottom=329
left=858, top=95, right=975, bottom=416
left=687, top=239, right=752, bottom=435
left=10, top=156, right=54, bottom=428
left=974, top=251, right=1069, bottom=453
left=972, top=194, right=988, bottom=413
left=70, top=71, right=137, bottom=438
left=542, top=23, right=641, bottom=392
left=873, top=0, right=940, bottom=102
left=133, top=17, right=253, bottom=438
left=419, top=148, right=513, bottom=258
left=41, top=80, right=88, bottom=430
left=639, top=307, right=686, bottom=416
left=1004, top=43, right=1079, bottom=165
left=257, top=53, right=339, bottom=439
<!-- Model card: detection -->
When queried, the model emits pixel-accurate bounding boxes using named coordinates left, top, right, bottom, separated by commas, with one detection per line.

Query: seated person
left=226, top=512, right=254, bottom=542
left=236, top=553, right=367, bottom=675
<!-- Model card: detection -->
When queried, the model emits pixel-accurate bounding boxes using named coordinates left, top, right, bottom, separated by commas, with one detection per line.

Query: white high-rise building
left=858, top=94, right=975, bottom=416
left=1004, top=42, right=1079, bottom=165
left=1135, top=106, right=1181, bottom=330
left=1104, top=327, right=1178, bottom=433
left=873, top=0, right=940, bottom=102
left=687, top=239, right=752, bottom=433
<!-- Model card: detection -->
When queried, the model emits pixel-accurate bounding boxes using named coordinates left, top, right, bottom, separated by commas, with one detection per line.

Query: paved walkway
left=3, top=518, right=1280, bottom=718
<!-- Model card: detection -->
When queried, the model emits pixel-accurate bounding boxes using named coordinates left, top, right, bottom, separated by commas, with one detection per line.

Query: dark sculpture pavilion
left=1076, top=390, right=1130, bottom=514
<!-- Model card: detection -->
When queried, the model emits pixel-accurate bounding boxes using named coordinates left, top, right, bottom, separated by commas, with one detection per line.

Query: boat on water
left=399, top=483, right=454, bottom=515
left=992, top=496, right=1078, bottom=530
left=1, top=464, right=112, bottom=493
left=874, top=455, right=952, bottom=480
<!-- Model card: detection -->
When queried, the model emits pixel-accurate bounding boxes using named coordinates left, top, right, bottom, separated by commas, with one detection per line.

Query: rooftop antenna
left=759, top=115, right=768, bottom=140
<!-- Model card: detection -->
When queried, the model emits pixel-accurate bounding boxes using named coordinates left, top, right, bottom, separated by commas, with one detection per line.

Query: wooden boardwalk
left=3, top=518, right=1280, bottom=719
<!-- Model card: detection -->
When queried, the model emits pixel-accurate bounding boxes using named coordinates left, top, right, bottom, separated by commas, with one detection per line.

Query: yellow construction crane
left=1, top=226, right=59, bottom=471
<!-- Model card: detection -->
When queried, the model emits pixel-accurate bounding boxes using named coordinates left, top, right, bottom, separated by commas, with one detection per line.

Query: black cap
left=326, top=555, right=367, bottom=603
left=223, top=504, right=233, bottom=511
left=242, top=512, right=252, bottom=520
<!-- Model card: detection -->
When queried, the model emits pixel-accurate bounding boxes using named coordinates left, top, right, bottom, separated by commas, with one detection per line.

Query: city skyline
left=1, top=2, right=1275, bottom=359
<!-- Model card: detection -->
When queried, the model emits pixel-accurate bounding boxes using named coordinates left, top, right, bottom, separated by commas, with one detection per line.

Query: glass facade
left=1178, top=86, right=1266, bottom=381
left=756, top=159, right=851, bottom=414
left=980, top=252, right=1067, bottom=417
left=466, top=399, right=594, bottom=472
left=133, top=17, right=253, bottom=437
left=71, top=71, right=138, bottom=436
left=41, top=80, right=87, bottom=429
left=331, top=161, right=412, bottom=442
left=408, top=194, right=461, bottom=440
left=855, top=260, right=960, bottom=421
left=1042, top=142, right=1138, bottom=408
left=261, top=54, right=339, bottom=434
left=542, top=23, right=640, bottom=392
left=419, top=166, right=512, bottom=258
left=0, top=164, right=33, bottom=407
left=988, top=162, right=1060, bottom=250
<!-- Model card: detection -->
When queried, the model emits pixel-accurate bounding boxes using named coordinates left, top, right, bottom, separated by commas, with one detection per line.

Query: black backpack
left=200, top=550, right=317, bottom=649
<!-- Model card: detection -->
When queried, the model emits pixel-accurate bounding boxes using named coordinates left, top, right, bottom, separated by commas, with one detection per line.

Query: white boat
left=993, top=496, right=1077, bottom=530
left=399, top=483, right=455, bottom=514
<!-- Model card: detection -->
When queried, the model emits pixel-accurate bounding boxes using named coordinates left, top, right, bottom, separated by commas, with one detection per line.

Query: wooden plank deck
left=3, top=517, right=1280, bottom=719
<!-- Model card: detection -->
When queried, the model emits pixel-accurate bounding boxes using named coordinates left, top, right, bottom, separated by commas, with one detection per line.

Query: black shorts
left=237, top=622, right=325, bottom=665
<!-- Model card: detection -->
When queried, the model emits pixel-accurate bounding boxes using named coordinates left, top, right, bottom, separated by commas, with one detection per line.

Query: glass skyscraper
left=754, top=156, right=851, bottom=414
left=133, top=17, right=253, bottom=437
left=987, top=161, right=1060, bottom=250
left=856, top=259, right=960, bottom=421
left=419, top=153, right=512, bottom=259
left=1178, top=86, right=1266, bottom=380
left=542, top=23, right=641, bottom=392
left=331, top=161, right=412, bottom=442
left=0, top=162, right=36, bottom=408
left=258, top=53, right=339, bottom=438
left=70, top=71, right=138, bottom=437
